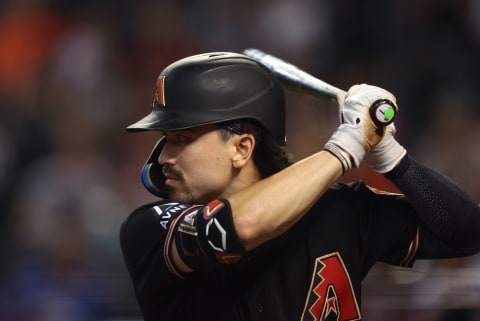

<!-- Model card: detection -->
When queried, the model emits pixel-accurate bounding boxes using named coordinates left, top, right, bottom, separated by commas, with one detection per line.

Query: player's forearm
left=169, top=151, right=342, bottom=273
left=386, top=154, right=480, bottom=250
left=228, top=150, right=343, bottom=251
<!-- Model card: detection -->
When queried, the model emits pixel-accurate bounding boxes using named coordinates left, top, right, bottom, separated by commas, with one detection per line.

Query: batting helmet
left=126, top=52, right=286, bottom=145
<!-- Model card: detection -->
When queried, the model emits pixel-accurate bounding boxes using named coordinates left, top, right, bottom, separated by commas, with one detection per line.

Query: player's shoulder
left=327, top=181, right=402, bottom=201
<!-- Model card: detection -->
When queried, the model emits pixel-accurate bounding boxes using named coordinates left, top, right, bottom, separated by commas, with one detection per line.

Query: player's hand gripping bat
left=242, top=48, right=396, bottom=127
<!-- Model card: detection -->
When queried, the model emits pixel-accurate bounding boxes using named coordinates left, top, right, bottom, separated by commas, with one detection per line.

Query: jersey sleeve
left=353, top=183, right=421, bottom=268
left=385, top=154, right=480, bottom=254
left=357, top=155, right=480, bottom=270
left=120, top=198, right=252, bottom=320
left=119, top=200, right=191, bottom=316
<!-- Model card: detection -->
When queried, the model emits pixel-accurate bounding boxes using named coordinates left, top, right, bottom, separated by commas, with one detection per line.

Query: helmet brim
left=126, top=109, right=170, bottom=132
left=126, top=108, right=240, bottom=133
left=126, top=109, right=199, bottom=132
left=127, top=108, right=286, bottom=145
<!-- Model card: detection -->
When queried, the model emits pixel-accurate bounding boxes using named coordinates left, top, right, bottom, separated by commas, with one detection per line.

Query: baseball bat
left=242, top=48, right=396, bottom=126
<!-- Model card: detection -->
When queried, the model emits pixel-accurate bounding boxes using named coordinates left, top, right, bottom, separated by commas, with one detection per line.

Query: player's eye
left=164, top=133, right=192, bottom=145
left=175, top=134, right=191, bottom=143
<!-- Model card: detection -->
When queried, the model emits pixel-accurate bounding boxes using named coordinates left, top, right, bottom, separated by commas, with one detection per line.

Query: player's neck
left=219, top=162, right=262, bottom=200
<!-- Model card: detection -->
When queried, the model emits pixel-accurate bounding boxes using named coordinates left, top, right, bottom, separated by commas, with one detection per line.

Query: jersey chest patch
left=301, top=252, right=361, bottom=321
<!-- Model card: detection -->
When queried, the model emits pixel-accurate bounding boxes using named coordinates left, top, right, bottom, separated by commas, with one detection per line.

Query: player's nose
left=158, top=142, right=177, bottom=165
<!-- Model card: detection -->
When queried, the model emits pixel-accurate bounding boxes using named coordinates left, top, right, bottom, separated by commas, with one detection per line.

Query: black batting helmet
left=126, top=52, right=286, bottom=145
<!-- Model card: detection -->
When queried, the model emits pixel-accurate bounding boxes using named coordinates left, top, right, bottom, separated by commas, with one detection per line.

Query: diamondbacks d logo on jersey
left=301, top=252, right=361, bottom=321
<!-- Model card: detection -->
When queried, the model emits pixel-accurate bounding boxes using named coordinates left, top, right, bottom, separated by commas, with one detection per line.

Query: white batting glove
left=324, top=84, right=396, bottom=173
left=365, top=119, right=406, bottom=173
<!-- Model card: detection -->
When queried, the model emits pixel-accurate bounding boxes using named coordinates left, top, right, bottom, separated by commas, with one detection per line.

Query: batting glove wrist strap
left=324, top=143, right=352, bottom=174
left=325, top=124, right=367, bottom=169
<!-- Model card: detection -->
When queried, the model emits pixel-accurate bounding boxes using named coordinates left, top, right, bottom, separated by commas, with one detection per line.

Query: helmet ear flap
left=141, top=137, right=167, bottom=198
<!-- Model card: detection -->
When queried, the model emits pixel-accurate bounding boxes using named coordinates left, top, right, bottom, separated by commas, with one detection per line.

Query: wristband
left=324, top=143, right=353, bottom=174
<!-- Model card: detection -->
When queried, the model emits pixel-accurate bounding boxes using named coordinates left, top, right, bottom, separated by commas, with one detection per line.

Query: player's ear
left=232, top=134, right=255, bottom=169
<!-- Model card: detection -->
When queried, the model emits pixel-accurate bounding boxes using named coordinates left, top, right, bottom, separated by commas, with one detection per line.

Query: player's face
left=158, top=125, right=238, bottom=204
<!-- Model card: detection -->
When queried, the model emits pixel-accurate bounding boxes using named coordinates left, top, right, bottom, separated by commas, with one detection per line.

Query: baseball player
left=120, top=52, right=480, bottom=321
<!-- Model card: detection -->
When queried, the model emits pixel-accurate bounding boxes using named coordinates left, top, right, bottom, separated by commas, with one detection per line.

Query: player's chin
left=166, top=186, right=196, bottom=204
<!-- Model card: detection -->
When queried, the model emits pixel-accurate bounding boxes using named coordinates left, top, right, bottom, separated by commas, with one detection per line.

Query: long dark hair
left=219, top=120, right=292, bottom=178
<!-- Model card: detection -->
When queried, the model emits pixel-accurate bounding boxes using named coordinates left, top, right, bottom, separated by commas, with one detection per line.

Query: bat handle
left=369, top=99, right=397, bottom=127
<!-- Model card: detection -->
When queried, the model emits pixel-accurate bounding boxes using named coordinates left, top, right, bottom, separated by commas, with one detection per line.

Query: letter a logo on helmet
left=152, top=76, right=166, bottom=107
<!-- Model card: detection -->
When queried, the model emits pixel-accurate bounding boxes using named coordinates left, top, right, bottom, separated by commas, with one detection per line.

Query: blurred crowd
left=0, top=0, right=479, bottom=320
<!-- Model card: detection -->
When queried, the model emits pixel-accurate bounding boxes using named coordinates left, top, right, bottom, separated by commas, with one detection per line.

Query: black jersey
left=121, top=178, right=476, bottom=321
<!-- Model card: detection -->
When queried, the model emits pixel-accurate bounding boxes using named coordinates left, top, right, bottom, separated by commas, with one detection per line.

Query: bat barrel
left=243, top=48, right=344, bottom=102
left=243, top=48, right=395, bottom=127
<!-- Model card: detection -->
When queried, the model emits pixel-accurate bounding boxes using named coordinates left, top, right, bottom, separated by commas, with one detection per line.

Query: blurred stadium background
left=0, top=0, right=479, bottom=320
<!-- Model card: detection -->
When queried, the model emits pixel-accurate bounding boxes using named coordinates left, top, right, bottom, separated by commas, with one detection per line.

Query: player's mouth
left=162, top=165, right=182, bottom=186
left=164, top=175, right=179, bottom=185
